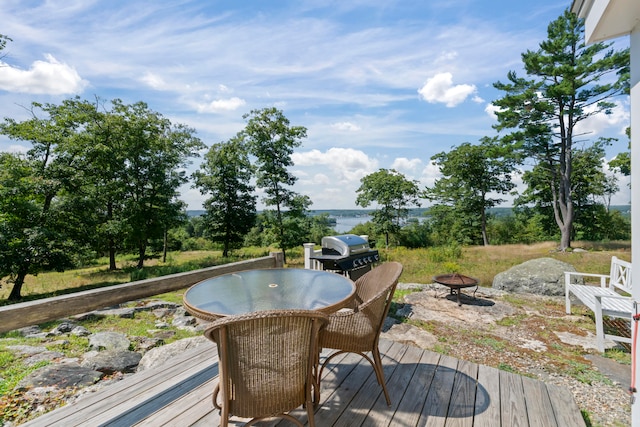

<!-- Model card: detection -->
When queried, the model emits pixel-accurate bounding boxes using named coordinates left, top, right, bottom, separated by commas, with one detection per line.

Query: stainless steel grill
left=310, top=234, right=379, bottom=280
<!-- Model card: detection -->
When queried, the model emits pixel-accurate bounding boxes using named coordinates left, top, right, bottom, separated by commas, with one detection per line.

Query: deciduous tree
left=356, top=169, right=421, bottom=247
left=241, top=107, right=307, bottom=263
left=194, top=136, right=256, bottom=257
left=0, top=99, right=92, bottom=300
left=426, top=137, right=516, bottom=246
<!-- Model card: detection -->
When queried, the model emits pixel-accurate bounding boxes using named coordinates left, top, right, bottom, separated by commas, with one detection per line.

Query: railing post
left=270, top=251, right=285, bottom=267
left=303, top=243, right=315, bottom=269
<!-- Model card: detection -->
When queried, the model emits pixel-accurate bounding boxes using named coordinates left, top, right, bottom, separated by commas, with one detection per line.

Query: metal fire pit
left=433, top=273, right=479, bottom=306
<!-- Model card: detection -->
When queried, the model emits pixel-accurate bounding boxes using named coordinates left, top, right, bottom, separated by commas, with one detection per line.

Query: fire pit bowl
left=432, top=273, right=479, bottom=306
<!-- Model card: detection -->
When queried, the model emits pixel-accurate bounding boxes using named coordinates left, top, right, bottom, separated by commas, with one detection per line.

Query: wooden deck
left=23, top=338, right=586, bottom=427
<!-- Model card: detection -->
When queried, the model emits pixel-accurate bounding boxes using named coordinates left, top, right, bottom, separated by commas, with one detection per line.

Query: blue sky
left=0, top=0, right=631, bottom=210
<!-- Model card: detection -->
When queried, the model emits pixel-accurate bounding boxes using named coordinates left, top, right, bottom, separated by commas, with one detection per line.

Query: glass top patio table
left=183, top=268, right=356, bottom=321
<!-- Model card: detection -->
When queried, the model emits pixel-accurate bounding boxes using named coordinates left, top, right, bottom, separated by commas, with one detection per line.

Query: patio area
left=23, top=338, right=586, bottom=427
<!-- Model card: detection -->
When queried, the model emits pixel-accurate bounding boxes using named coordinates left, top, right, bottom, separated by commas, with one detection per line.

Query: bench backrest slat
left=609, top=256, right=632, bottom=294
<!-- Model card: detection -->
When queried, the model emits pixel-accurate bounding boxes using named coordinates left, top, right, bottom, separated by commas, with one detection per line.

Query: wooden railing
left=0, top=252, right=284, bottom=333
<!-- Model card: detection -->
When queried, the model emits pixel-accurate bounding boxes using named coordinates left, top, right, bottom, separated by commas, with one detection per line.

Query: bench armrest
left=565, top=271, right=609, bottom=288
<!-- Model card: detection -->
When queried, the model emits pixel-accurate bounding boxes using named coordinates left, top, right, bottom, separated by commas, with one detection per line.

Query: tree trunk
left=137, top=242, right=146, bottom=269
left=162, top=228, right=168, bottom=263
left=109, top=237, right=117, bottom=270
left=8, top=267, right=29, bottom=301
left=107, top=202, right=117, bottom=270
left=481, top=207, right=490, bottom=246
left=276, top=204, right=287, bottom=264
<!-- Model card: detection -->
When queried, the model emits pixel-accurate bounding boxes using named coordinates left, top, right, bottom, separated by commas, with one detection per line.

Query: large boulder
left=492, top=257, right=576, bottom=296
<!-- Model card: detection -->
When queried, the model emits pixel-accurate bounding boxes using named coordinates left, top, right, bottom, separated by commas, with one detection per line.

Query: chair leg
left=594, top=300, right=606, bottom=353
left=372, top=346, right=391, bottom=406
left=307, top=400, right=317, bottom=427
left=220, top=404, right=229, bottom=427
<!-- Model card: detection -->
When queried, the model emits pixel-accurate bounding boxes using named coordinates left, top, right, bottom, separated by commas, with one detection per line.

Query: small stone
left=71, top=326, right=91, bottom=336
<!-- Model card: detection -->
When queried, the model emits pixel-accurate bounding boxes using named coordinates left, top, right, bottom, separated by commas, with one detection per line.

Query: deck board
left=473, top=364, right=501, bottom=427
left=499, top=368, right=529, bottom=427
left=23, top=338, right=586, bottom=427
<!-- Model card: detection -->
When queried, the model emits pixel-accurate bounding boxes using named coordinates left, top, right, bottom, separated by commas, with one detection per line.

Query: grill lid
left=321, top=234, right=370, bottom=256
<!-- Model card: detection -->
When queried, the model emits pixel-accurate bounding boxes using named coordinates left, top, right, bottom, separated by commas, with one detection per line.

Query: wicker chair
left=204, top=309, right=328, bottom=427
left=318, top=261, right=403, bottom=406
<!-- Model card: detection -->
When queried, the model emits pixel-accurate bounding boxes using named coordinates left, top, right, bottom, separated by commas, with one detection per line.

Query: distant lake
left=333, top=215, right=372, bottom=233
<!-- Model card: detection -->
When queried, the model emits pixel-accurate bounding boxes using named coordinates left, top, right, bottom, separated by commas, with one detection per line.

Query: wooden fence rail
left=0, top=252, right=284, bottom=333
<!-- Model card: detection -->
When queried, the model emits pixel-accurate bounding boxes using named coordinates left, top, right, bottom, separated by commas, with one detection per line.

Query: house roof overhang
left=571, top=0, right=640, bottom=43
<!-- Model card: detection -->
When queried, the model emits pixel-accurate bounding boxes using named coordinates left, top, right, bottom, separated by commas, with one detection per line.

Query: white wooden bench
left=565, top=256, right=633, bottom=352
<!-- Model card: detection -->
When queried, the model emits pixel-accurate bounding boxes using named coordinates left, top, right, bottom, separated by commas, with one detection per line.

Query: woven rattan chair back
left=318, top=261, right=403, bottom=406
left=205, top=309, right=329, bottom=427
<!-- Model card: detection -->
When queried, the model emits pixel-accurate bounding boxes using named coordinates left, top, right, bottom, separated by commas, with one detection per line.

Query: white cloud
left=573, top=102, right=629, bottom=137
left=196, top=97, right=246, bottom=113
left=141, top=72, right=166, bottom=89
left=331, top=122, right=361, bottom=132
left=293, top=147, right=378, bottom=184
left=420, top=161, right=442, bottom=188
left=418, top=72, right=476, bottom=107
left=485, top=103, right=501, bottom=119
left=312, top=173, right=331, bottom=185
left=391, top=157, right=422, bottom=172
left=0, top=54, right=88, bottom=95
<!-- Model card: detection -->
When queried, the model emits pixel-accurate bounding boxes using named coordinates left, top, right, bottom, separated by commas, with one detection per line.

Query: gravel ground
left=383, top=283, right=631, bottom=427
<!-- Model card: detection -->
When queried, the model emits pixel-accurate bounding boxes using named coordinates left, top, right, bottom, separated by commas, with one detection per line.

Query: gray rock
left=137, top=336, right=209, bottom=372
left=16, top=326, right=42, bottom=337
left=89, top=332, right=131, bottom=351
left=6, top=345, right=47, bottom=356
left=142, top=300, right=181, bottom=312
left=401, top=288, right=516, bottom=325
left=51, top=321, right=76, bottom=334
left=81, top=350, right=142, bottom=374
left=172, top=315, right=196, bottom=328
left=149, top=329, right=176, bottom=340
left=23, top=351, right=65, bottom=366
left=94, top=307, right=137, bottom=318
left=71, top=325, right=91, bottom=336
left=382, top=322, right=437, bottom=349
left=16, top=362, right=102, bottom=390
left=131, top=336, right=164, bottom=352
left=491, top=257, right=576, bottom=296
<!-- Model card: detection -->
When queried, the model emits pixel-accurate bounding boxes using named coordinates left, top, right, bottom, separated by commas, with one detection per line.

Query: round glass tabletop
left=183, top=268, right=355, bottom=320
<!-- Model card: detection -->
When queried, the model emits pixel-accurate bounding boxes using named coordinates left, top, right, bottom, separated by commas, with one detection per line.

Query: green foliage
left=0, top=98, right=205, bottom=299
left=307, top=213, right=336, bottom=244
left=356, top=169, right=422, bottom=248
left=497, top=363, right=517, bottom=373
left=194, top=136, right=256, bottom=257
left=474, top=337, right=506, bottom=352
left=426, top=244, right=462, bottom=263
left=0, top=149, right=83, bottom=301
left=426, top=137, right=517, bottom=246
left=241, top=107, right=308, bottom=263
left=0, top=34, right=11, bottom=55
left=493, top=9, right=629, bottom=250
left=397, top=219, right=432, bottom=248
left=567, top=361, right=613, bottom=385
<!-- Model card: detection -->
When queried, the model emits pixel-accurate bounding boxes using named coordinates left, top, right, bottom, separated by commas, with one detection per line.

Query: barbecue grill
left=310, top=234, right=380, bottom=280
